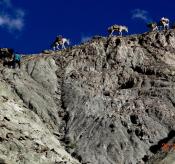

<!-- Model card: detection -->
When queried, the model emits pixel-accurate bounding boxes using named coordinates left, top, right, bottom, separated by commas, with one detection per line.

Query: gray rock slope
left=1, top=29, right=175, bottom=164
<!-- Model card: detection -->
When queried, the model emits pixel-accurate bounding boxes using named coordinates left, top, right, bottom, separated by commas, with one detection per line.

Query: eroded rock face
left=0, top=78, right=80, bottom=164
left=1, top=30, right=175, bottom=164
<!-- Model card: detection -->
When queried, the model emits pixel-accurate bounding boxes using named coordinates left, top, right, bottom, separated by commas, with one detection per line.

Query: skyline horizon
left=0, top=0, right=175, bottom=54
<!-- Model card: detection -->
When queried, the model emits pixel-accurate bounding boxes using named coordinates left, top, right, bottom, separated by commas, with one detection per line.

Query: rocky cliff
left=1, top=29, right=175, bottom=164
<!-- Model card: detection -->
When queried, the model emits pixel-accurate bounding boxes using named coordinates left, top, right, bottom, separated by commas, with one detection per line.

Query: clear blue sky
left=0, top=0, right=175, bottom=54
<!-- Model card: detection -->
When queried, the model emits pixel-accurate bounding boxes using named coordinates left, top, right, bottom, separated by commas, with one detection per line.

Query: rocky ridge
left=1, top=29, right=175, bottom=163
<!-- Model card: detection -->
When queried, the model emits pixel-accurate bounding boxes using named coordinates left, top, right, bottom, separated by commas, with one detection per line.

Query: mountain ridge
left=1, top=29, right=175, bottom=163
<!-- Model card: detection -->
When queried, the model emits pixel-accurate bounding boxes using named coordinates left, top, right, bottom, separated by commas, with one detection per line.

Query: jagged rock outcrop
left=1, top=29, right=175, bottom=164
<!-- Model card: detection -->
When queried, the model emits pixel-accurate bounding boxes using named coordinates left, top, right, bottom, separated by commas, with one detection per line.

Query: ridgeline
left=1, top=29, right=175, bottom=164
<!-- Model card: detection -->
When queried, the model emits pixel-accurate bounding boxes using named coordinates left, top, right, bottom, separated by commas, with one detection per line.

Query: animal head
left=57, top=35, right=62, bottom=38
left=161, top=17, right=169, bottom=20
left=66, top=39, right=70, bottom=45
left=62, top=38, right=70, bottom=45
left=123, top=26, right=128, bottom=33
left=160, top=17, right=169, bottom=23
left=107, top=26, right=112, bottom=33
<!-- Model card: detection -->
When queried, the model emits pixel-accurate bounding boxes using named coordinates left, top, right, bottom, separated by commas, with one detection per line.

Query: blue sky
left=0, top=0, right=175, bottom=54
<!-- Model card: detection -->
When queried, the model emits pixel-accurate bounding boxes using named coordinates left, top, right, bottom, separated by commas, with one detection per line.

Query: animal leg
left=56, top=43, right=60, bottom=50
left=156, top=26, right=159, bottom=31
left=165, top=24, right=169, bottom=30
left=162, top=23, right=167, bottom=30
left=160, top=26, right=163, bottom=31
left=61, top=44, right=65, bottom=49
left=110, top=30, right=114, bottom=36
left=153, top=26, right=158, bottom=31
left=56, top=46, right=59, bottom=50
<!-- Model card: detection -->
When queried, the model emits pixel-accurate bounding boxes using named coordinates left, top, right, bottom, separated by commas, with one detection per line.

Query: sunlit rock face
left=1, top=29, right=175, bottom=164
